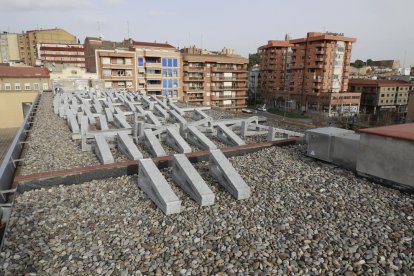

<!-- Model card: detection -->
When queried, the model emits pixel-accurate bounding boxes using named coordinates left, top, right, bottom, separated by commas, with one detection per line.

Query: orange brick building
left=259, top=32, right=360, bottom=116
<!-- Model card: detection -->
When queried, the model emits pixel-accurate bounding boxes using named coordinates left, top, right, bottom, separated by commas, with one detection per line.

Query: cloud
left=0, top=0, right=93, bottom=11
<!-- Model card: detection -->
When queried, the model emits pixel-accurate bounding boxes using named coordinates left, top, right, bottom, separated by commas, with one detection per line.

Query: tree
left=366, top=59, right=373, bottom=66
left=248, top=53, right=260, bottom=69
left=351, top=59, right=365, bottom=68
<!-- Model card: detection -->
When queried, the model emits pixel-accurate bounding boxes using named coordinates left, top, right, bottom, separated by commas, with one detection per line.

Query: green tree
left=366, top=59, right=373, bottom=66
left=351, top=59, right=365, bottom=68
left=248, top=53, right=260, bottom=69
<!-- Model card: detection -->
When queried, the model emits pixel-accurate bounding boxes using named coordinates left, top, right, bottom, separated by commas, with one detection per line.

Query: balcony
left=183, top=76, right=204, bottom=82
left=211, top=94, right=247, bottom=100
left=145, top=62, right=162, bottom=68
left=102, top=75, right=134, bottom=80
left=102, top=63, right=133, bottom=69
left=183, top=66, right=204, bottom=72
left=212, top=67, right=246, bottom=73
left=211, top=86, right=246, bottom=92
left=146, top=84, right=162, bottom=90
left=183, top=95, right=204, bottom=102
left=183, top=86, right=204, bottom=93
left=146, top=73, right=162, bottom=79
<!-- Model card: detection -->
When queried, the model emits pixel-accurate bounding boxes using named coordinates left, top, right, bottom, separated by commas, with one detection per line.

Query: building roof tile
left=0, top=67, right=50, bottom=78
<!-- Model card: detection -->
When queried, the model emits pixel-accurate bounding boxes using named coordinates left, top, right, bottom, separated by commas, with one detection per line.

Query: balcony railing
left=212, top=67, right=246, bottom=72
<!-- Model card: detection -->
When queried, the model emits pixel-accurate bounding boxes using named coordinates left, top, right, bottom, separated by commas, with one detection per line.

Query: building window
left=168, top=58, right=173, bottom=67
left=102, top=57, right=110, bottom=64
left=33, top=83, right=39, bottom=90
left=15, top=83, right=21, bottom=90
left=173, top=69, right=178, bottom=77
left=42, top=83, right=49, bottom=90
left=103, top=69, right=111, bottom=77
left=173, top=79, right=178, bottom=88
left=162, top=58, right=167, bottom=67
left=381, top=94, right=384, bottom=97
left=168, top=79, right=172, bottom=88
left=137, top=57, right=144, bottom=67
left=25, top=83, right=31, bottom=90
left=168, top=69, right=172, bottom=77
left=162, top=79, right=167, bottom=88
left=173, top=58, right=178, bottom=67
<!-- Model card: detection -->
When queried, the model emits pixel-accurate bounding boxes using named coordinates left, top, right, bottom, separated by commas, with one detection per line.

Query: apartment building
left=84, top=37, right=124, bottom=73
left=95, top=50, right=136, bottom=90
left=258, top=32, right=360, bottom=116
left=0, top=66, right=49, bottom=128
left=248, top=64, right=261, bottom=101
left=349, top=79, right=412, bottom=116
left=94, top=40, right=181, bottom=97
left=258, top=40, right=292, bottom=95
left=128, top=40, right=181, bottom=98
left=0, top=32, right=21, bottom=63
left=36, top=43, right=85, bottom=69
left=407, top=91, right=414, bottom=123
left=181, top=47, right=248, bottom=110
left=19, top=28, right=77, bottom=66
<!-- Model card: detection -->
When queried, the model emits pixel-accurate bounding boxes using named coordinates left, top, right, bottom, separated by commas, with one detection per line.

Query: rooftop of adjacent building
left=359, top=123, right=414, bottom=142
left=259, top=32, right=356, bottom=51
left=0, top=66, right=49, bottom=78
left=349, top=78, right=413, bottom=87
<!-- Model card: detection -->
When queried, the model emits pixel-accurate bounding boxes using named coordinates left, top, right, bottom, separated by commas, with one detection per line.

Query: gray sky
left=1, top=0, right=413, bottom=66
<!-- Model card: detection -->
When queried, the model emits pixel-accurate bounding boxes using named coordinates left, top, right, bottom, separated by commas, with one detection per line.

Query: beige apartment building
left=259, top=32, right=360, bottom=116
left=0, top=32, right=21, bottom=63
left=181, top=47, right=248, bottom=110
left=0, top=66, right=50, bottom=128
left=349, top=79, right=411, bottom=117
left=18, top=28, right=77, bottom=66
left=95, top=50, right=136, bottom=90
left=95, top=40, right=181, bottom=98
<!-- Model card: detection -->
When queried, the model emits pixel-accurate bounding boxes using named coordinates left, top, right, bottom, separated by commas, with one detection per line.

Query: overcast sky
left=1, top=0, right=413, bottom=66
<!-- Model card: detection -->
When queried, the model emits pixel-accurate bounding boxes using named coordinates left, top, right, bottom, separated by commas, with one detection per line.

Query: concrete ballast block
left=209, top=149, right=251, bottom=200
left=138, top=158, right=181, bottom=215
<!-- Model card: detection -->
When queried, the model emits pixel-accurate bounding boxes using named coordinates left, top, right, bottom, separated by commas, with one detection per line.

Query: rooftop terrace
left=0, top=89, right=412, bottom=274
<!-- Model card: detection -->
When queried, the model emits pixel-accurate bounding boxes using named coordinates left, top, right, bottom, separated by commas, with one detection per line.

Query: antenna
left=403, top=50, right=407, bottom=68
left=127, top=20, right=130, bottom=39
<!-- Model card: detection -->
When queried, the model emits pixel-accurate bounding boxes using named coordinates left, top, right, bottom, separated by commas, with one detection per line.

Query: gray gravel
left=2, top=145, right=413, bottom=274
left=20, top=93, right=99, bottom=175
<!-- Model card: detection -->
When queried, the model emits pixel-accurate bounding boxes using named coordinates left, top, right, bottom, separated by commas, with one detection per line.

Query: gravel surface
left=2, top=145, right=413, bottom=274
left=20, top=93, right=99, bottom=176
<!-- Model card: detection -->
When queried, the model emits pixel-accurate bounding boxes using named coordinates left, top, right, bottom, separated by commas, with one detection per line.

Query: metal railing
left=0, top=92, right=41, bottom=251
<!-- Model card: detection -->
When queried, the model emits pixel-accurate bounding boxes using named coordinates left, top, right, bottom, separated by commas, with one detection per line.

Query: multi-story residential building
left=0, top=32, right=21, bottom=63
left=258, top=40, right=292, bottom=105
left=35, top=43, right=85, bottom=69
left=349, top=79, right=412, bottom=117
left=128, top=40, right=181, bottom=98
left=407, top=91, right=414, bottom=123
left=258, top=32, right=360, bottom=116
left=95, top=40, right=181, bottom=97
left=0, top=65, right=50, bottom=93
left=84, top=37, right=124, bottom=73
left=181, top=47, right=248, bottom=110
left=0, top=65, right=50, bottom=128
left=248, top=64, right=261, bottom=102
left=95, top=49, right=136, bottom=90
left=18, top=28, right=77, bottom=66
